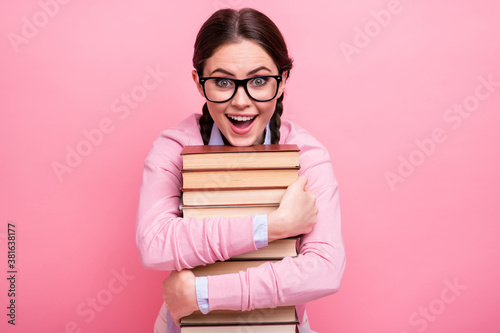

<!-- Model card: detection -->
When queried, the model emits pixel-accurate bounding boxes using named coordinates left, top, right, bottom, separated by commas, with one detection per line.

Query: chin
left=227, top=135, right=259, bottom=147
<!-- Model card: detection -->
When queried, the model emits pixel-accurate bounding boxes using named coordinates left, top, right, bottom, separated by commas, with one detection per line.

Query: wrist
left=267, top=209, right=286, bottom=242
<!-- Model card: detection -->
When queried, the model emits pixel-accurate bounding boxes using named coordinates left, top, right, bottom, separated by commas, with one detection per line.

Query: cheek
left=207, top=103, right=226, bottom=119
left=258, top=102, right=277, bottom=121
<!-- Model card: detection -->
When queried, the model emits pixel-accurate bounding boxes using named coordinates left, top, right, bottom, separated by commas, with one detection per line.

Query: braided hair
left=199, top=103, right=213, bottom=145
left=194, top=8, right=293, bottom=145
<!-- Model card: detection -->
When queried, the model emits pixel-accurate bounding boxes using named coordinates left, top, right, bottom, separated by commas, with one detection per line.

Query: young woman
left=136, top=8, right=346, bottom=332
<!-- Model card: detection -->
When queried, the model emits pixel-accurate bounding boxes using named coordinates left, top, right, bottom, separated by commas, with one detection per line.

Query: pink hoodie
left=136, top=113, right=346, bottom=326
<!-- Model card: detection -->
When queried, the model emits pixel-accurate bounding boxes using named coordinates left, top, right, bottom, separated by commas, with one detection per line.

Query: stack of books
left=179, top=144, right=301, bottom=332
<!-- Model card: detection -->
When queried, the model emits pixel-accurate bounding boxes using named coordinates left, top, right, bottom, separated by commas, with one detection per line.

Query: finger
left=297, top=174, right=308, bottom=185
left=291, top=175, right=307, bottom=190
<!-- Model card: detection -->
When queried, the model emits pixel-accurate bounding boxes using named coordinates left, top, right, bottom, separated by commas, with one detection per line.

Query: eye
left=251, top=77, right=268, bottom=87
left=215, top=79, right=233, bottom=88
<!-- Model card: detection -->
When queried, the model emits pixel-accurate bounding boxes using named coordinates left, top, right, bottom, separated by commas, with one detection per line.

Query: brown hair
left=192, top=8, right=293, bottom=144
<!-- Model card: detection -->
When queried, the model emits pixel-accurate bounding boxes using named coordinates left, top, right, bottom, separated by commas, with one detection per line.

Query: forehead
left=203, top=39, right=278, bottom=76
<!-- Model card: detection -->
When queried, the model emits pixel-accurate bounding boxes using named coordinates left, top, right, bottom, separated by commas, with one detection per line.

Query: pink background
left=1, top=0, right=499, bottom=332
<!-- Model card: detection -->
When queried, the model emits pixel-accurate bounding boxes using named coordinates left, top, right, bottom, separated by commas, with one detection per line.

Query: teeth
left=227, top=115, right=256, bottom=122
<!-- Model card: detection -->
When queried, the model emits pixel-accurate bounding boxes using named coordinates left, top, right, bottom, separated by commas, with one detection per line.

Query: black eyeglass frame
left=198, top=74, right=283, bottom=103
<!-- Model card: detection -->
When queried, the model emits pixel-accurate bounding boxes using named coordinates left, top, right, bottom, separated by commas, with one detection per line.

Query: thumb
left=292, top=175, right=308, bottom=189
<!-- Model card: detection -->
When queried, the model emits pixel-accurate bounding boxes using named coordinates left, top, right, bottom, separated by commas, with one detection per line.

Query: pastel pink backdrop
left=1, top=0, right=499, bottom=332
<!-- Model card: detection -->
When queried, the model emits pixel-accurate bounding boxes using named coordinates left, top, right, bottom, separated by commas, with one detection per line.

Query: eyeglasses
left=198, top=74, right=283, bottom=103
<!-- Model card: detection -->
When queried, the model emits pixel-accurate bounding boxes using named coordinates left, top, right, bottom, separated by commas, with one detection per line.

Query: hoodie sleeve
left=135, top=118, right=258, bottom=271
left=206, top=122, right=346, bottom=310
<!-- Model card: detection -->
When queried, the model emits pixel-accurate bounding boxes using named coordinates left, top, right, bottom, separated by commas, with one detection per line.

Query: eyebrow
left=209, top=66, right=273, bottom=77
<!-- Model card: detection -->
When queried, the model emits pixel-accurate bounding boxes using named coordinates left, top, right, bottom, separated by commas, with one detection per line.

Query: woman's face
left=193, top=39, right=287, bottom=146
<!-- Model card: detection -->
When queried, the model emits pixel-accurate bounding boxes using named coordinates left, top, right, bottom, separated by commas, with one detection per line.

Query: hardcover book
left=181, top=306, right=298, bottom=332
left=181, top=168, right=298, bottom=189
left=181, top=144, right=300, bottom=170
left=182, top=187, right=287, bottom=206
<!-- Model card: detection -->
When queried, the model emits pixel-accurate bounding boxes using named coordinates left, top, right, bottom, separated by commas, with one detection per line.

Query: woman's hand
left=267, top=175, right=318, bottom=241
left=162, top=269, right=198, bottom=327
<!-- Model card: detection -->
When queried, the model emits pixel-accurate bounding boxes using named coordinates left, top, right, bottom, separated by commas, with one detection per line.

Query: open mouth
left=226, top=114, right=257, bottom=129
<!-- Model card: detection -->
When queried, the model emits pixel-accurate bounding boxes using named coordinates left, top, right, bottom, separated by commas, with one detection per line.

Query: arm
left=160, top=213, right=271, bottom=326
left=136, top=127, right=259, bottom=271
left=163, top=174, right=324, bottom=325
left=207, top=143, right=346, bottom=311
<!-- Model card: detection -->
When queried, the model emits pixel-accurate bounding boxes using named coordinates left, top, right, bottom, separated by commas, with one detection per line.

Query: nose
left=230, top=85, right=251, bottom=108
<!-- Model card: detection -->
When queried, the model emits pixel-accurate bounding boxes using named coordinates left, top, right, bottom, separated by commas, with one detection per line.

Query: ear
left=277, top=70, right=289, bottom=98
left=192, top=70, right=205, bottom=98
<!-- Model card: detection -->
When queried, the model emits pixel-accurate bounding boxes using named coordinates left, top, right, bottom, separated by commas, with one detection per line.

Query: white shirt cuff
left=195, top=276, right=209, bottom=314
left=252, top=214, right=269, bottom=249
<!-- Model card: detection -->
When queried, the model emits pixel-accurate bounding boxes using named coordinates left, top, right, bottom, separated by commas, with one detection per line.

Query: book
left=191, top=260, right=278, bottom=277
left=181, top=324, right=297, bottom=332
left=181, top=204, right=278, bottom=219
left=182, top=187, right=287, bottom=206
left=229, top=237, right=299, bottom=260
left=181, top=144, right=300, bottom=170
left=181, top=306, right=298, bottom=332
left=181, top=168, right=298, bottom=189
